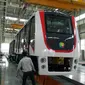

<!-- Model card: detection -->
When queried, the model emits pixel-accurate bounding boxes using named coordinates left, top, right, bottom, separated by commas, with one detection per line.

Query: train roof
left=36, top=10, right=71, bottom=17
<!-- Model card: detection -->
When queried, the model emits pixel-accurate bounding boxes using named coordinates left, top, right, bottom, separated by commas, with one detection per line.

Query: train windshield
left=45, top=13, right=73, bottom=34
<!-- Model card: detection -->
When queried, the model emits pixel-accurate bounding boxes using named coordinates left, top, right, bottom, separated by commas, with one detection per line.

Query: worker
left=17, top=51, right=36, bottom=85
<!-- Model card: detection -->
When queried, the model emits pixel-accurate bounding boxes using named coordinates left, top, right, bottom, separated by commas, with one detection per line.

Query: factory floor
left=0, top=56, right=85, bottom=85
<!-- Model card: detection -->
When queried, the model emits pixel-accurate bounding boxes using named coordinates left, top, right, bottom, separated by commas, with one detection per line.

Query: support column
left=0, top=25, right=2, bottom=50
left=0, top=0, right=7, bottom=51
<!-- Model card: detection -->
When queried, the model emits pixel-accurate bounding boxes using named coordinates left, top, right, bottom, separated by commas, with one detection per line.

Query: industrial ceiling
left=0, top=0, right=85, bottom=42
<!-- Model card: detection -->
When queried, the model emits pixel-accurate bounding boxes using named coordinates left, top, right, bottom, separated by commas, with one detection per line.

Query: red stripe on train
left=71, top=16, right=76, bottom=49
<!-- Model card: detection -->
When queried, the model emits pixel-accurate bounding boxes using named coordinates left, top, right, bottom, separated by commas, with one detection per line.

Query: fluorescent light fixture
left=5, top=28, right=13, bottom=30
left=5, top=16, right=28, bottom=22
left=55, top=9, right=58, bottom=11
left=20, top=19, right=28, bottom=22
left=15, top=29, right=20, bottom=31
left=5, top=28, right=19, bottom=31
left=5, top=16, right=18, bottom=21
left=75, top=13, right=85, bottom=21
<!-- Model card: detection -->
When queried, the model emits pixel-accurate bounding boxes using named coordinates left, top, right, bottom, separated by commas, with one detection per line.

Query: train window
left=17, top=34, right=20, bottom=52
left=15, top=33, right=20, bottom=53
left=45, top=14, right=72, bottom=34
left=22, top=22, right=30, bottom=52
left=25, top=23, right=30, bottom=40
left=17, top=28, right=25, bottom=53
left=30, top=16, right=35, bottom=50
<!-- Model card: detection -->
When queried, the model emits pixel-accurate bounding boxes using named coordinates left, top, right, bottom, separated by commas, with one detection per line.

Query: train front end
left=35, top=11, right=80, bottom=75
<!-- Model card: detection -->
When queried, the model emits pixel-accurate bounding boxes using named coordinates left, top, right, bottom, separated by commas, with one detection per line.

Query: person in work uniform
left=17, top=51, right=36, bottom=85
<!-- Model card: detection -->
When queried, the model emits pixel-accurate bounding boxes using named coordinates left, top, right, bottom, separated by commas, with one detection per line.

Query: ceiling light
left=20, top=19, right=28, bottom=22
left=55, top=9, right=58, bottom=11
left=5, top=16, right=18, bottom=21
left=5, top=16, right=28, bottom=22
left=5, top=28, right=19, bottom=31
left=5, top=28, right=12, bottom=30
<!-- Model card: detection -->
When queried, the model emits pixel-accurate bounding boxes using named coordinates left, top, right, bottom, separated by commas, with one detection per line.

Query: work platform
left=0, top=56, right=85, bottom=85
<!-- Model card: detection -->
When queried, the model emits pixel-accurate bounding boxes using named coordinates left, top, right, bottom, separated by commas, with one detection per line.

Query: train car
left=9, top=40, right=16, bottom=61
left=9, top=40, right=15, bottom=55
left=9, top=10, right=80, bottom=75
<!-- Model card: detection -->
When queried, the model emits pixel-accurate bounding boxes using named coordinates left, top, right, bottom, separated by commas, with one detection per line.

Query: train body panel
left=34, top=11, right=80, bottom=75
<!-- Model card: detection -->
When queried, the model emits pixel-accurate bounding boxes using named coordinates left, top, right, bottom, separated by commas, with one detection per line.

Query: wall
left=78, top=24, right=85, bottom=61
left=79, top=24, right=85, bottom=39
left=4, top=33, right=15, bottom=43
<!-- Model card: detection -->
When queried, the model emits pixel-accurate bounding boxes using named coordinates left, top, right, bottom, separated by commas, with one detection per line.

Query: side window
left=30, top=16, right=35, bottom=50
left=23, top=23, right=30, bottom=52
left=26, top=22, right=30, bottom=43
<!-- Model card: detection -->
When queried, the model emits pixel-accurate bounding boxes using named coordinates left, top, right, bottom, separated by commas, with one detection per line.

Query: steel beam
left=24, top=0, right=85, bottom=11
left=58, top=0, right=85, bottom=5
left=11, top=24, right=24, bottom=29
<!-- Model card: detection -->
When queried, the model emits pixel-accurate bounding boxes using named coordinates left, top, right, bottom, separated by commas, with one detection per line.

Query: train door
left=29, top=16, right=38, bottom=72
left=29, top=16, right=35, bottom=54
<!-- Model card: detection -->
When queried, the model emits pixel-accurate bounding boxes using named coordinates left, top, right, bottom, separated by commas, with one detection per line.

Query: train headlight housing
left=40, top=58, right=46, bottom=63
left=74, top=59, right=78, bottom=64
left=74, top=65, right=77, bottom=69
left=41, top=65, right=46, bottom=69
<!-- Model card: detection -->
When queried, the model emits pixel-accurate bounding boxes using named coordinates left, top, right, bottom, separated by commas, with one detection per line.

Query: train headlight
left=74, top=59, right=78, bottom=64
left=74, top=65, right=77, bottom=69
left=41, top=65, right=46, bottom=69
left=40, top=58, right=46, bottom=63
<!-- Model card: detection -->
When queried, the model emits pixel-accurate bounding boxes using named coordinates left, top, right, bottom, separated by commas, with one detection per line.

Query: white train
left=9, top=10, right=80, bottom=75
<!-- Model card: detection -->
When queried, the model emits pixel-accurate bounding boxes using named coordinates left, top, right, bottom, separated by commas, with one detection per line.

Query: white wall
left=4, top=32, right=16, bottom=43
left=79, top=24, right=85, bottom=39
left=78, top=24, right=85, bottom=61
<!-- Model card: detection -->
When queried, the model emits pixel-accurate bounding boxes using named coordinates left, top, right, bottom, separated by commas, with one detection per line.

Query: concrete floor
left=0, top=56, right=35, bottom=85
left=0, top=56, right=85, bottom=85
